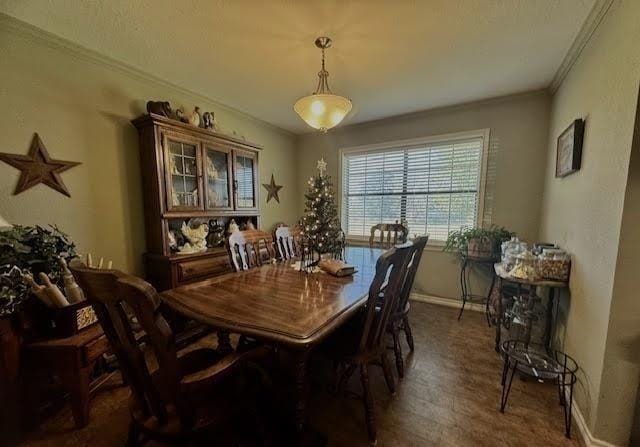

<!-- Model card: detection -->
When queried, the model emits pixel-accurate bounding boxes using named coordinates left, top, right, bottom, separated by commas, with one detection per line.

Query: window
left=340, top=130, right=489, bottom=243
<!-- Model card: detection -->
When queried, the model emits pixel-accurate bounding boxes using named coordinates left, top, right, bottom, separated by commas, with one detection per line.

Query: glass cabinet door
left=233, top=151, right=258, bottom=210
left=164, top=135, right=203, bottom=211
left=203, top=145, right=233, bottom=210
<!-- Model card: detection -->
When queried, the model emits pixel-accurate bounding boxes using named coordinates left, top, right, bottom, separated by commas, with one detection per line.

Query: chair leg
left=125, top=421, right=141, bottom=447
left=402, top=316, right=415, bottom=352
left=380, top=353, right=396, bottom=394
left=360, top=365, right=377, bottom=445
left=391, top=325, right=404, bottom=378
left=337, top=364, right=357, bottom=395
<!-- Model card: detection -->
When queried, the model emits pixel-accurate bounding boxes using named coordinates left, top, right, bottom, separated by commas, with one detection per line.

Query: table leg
left=293, top=349, right=310, bottom=435
left=544, top=288, right=556, bottom=352
left=59, top=364, right=92, bottom=428
left=458, top=257, right=468, bottom=320
left=485, top=272, right=496, bottom=327
left=217, top=331, right=233, bottom=355
left=495, top=277, right=503, bottom=353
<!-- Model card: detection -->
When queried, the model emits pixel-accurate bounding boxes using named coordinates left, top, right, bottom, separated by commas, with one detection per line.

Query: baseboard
left=570, top=397, right=622, bottom=447
left=410, top=292, right=485, bottom=312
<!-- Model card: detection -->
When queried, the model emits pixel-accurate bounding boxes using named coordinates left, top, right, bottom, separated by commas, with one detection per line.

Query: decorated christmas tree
left=299, top=158, right=344, bottom=256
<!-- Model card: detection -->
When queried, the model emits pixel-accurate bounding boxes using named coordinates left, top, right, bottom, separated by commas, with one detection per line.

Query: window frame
left=338, top=128, right=491, bottom=248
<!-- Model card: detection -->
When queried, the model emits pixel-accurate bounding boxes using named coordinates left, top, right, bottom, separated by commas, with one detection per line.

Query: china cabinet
left=132, top=113, right=261, bottom=290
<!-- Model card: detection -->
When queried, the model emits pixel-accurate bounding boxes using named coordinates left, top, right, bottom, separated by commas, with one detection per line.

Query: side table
left=22, top=324, right=111, bottom=428
left=458, top=254, right=500, bottom=323
left=492, top=264, right=568, bottom=353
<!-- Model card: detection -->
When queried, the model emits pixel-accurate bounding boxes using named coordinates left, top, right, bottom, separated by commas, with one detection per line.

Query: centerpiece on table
left=298, top=158, right=349, bottom=274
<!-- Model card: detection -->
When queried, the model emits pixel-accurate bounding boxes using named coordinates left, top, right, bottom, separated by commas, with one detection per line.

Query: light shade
left=294, top=94, right=352, bottom=132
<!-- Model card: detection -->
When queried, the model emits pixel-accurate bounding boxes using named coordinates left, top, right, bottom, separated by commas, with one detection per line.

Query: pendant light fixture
left=294, top=37, right=352, bottom=132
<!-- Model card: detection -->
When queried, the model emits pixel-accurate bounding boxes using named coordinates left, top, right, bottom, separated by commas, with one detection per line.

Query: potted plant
left=443, top=225, right=514, bottom=258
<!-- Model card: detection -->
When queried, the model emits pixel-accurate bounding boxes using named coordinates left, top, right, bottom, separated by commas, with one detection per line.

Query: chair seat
left=130, top=345, right=270, bottom=440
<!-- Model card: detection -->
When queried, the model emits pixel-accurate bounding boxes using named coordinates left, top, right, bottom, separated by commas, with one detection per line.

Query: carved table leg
left=292, top=349, right=310, bottom=435
left=217, top=331, right=233, bottom=355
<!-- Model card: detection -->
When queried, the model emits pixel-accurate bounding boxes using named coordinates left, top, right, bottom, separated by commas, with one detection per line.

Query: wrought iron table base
left=499, top=340, right=577, bottom=439
left=458, top=255, right=498, bottom=325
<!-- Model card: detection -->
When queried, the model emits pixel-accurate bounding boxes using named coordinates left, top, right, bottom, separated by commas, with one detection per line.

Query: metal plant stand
left=458, top=254, right=499, bottom=324
left=500, top=340, right=578, bottom=439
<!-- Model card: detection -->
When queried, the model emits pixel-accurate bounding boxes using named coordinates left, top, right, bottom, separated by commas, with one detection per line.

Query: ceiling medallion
left=294, top=37, right=352, bottom=132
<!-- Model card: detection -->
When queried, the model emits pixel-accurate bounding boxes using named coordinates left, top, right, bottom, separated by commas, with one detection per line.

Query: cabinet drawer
left=177, top=255, right=230, bottom=282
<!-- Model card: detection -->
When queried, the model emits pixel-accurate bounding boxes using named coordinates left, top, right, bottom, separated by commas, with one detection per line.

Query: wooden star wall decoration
left=0, top=133, right=81, bottom=197
left=262, top=174, right=283, bottom=203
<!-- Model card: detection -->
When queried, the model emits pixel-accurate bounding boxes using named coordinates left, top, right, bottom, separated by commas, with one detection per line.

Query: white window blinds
left=341, top=135, right=485, bottom=242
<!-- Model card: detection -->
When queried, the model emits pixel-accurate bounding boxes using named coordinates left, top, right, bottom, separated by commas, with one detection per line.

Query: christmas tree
left=300, top=158, right=344, bottom=256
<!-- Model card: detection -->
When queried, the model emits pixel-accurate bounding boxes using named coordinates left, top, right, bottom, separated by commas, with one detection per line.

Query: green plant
left=0, top=225, right=77, bottom=315
left=443, top=225, right=514, bottom=255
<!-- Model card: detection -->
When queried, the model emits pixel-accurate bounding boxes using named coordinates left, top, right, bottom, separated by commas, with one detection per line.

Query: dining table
left=160, top=245, right=384, bottom=441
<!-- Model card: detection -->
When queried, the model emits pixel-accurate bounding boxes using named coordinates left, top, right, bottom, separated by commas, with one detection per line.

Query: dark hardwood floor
left=15, top=302, right=581, bottom=446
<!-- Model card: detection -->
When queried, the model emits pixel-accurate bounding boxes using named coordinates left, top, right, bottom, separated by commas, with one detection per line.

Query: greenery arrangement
left=0, top=225, right=77, bottom=316
left=443, top=225, right=514, bottom=256
left=299, top=171, right=344, bottom=256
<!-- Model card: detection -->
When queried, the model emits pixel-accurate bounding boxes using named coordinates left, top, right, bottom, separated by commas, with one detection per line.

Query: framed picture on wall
left=556, top=118, right=585, bottom=177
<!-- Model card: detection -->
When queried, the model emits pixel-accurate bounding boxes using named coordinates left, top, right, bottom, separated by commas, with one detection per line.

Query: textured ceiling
left=0, top=0, right=595, bottom=133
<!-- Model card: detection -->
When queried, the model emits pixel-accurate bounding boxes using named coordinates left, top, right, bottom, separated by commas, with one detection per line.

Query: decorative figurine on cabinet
left=188, top=107, right=202, bottom=127
left=179, top=221, right=208, bottom=253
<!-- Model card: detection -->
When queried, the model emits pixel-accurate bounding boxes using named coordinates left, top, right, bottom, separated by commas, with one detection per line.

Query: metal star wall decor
left=0, top=133, right=81, bottom=197
left=262, top=173, right=283, bottom=203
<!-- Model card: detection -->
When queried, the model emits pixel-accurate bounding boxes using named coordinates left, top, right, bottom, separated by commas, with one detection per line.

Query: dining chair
left=369, top=221, right=408, bottom=248
left=274, top=225, right=301, bottom=261
left=387, top=235, right=429, bottom=378
left=227, top=229, right=277, bottom=270
left=70, top=263, right=271, bottom=446
left=321, top=241, right=414, bottom=444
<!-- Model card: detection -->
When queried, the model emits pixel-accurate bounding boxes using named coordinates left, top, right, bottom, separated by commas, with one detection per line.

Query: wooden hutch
left=132, top=113, right=261, bottom=291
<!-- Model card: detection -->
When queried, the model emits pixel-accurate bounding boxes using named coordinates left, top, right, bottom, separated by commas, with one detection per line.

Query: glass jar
left=508, top=251, right=537, bottom=280
left=537, top=249, right=571, bottom=282
left=502, top=238, right=529, bottom=272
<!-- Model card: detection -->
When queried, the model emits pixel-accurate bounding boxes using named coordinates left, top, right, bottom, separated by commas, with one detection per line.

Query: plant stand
left=458, top=253, right=499, bottom=323
left=499, top=340, right=578, bottom=438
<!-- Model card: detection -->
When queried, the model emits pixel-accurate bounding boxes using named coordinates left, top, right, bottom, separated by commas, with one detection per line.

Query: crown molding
left=0, top=12, right=294, bottom=138
left=549, top=0, right=615, bottom=93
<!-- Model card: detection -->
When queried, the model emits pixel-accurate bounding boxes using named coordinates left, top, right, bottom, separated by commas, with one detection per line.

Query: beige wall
left=539, top=1, right=640, bottom=444
left=0, top=17, right=299, bottom=276
left=296, top=92, right=550, bottom=300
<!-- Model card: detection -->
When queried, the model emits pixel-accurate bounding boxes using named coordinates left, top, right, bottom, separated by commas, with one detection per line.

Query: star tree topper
left=317, top=157, right=327, bottom=175
left=0, top=133, right=81, bottom=197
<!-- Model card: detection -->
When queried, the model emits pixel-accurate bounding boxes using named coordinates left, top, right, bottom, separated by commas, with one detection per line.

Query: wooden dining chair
left=387, top=235, right=429, bottom=378
left=369, top=221, right=408, bottom=248
left=274, top=225, right=301, bottom=261
left=70, top=264, right=271, bottom=446
left=227, top=229, right=277, bottom=271
left=321, top=241, right=414, bottom=444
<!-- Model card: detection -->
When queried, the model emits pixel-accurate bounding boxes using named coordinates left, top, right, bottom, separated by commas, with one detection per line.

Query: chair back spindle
left=358, top=242, right=414, bottom=353
left=274, top=226, right=301, bottom=261
left=395, top=236, right=429, bottom=314
left=227, top=230, right=276, bottom=271
left=369, top=221, right=408, bottom=249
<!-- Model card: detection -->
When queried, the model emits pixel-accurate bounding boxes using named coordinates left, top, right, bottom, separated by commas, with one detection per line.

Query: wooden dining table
left=160, top=245, right=383, bottom=439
